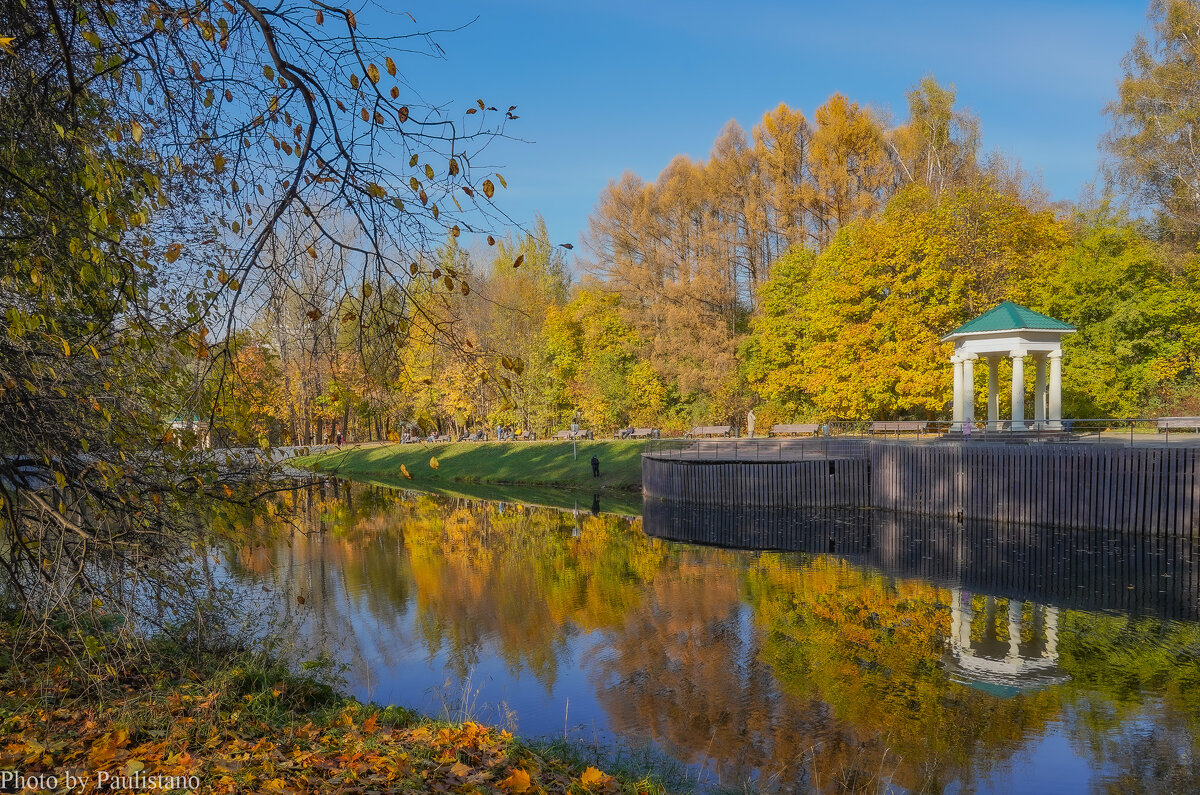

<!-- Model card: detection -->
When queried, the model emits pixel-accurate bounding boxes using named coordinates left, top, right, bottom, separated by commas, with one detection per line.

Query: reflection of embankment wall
left=642, top=501, right=1200, bottom=621
left=643, top=442, right=1200, bottom=535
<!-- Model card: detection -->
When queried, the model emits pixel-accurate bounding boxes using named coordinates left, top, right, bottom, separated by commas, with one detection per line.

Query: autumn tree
left=472, top=217, right=571, bottom=434
left=1106, top=0, right=1200, bottom=243
left=753, top=103, right=815, bottom=250
left=743, top=183, right=1069, bottom=419
left=738, top=248, right=818, bottom=419
left=890, top=76, right=981, bottom=195
left=543, top=287, right=669, bottom=430
left=214, top=334, right=288, bottom=444
left=808, top=94, right=893, bottom=247
left=0, top=0, right=515, bottom=646
left=1032, top=207, right=1200, bottom=416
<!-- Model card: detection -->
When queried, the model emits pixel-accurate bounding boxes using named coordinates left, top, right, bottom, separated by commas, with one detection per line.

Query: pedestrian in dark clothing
left=591, top=455, right=600, bottom=477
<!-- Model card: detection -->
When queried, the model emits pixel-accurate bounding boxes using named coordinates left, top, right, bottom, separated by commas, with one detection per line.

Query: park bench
left=1158, top=417, right=1200, bottom=432
left=685, top=425, right=733, bottom=438
left=615, top=427, right=659, bottom=439
left=553, top=429, right=592, bottom=440
left=869, top=421, right=931, bottom=435
left=434, top=434, right=452, bottom=442
left=769, top=423, right=821, bottom=437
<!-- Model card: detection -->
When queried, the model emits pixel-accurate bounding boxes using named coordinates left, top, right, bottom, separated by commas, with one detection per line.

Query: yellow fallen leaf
left=581, top=766, right=606, bottom=787
left=400, top=464, right=412, bottom=479
left=499, top=768, right=531, bottom=793
left=429, top=456, right=439, bottom=470
left=449, top=761, right=472, bottom=778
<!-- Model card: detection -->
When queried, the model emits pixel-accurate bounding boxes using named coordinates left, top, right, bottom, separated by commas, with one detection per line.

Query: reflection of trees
left=220, top=485, right=672, bottom=689
left=1057, top=611, right=1200, bottom=790
left=589, top=552, right=811, bottom=787
left=216, top=484, right=1200, bottom=793
left=1088, top=707, right=1200, bottom=794
left=219, top=482, right=418, bottom=627
left=403, top=501, right=669, bottom=684
left=591, top=552, right=1065, bottom=792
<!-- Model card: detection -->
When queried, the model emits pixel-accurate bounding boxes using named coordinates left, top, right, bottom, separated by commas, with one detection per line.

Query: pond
left=221, top=480, right=1200, bottom=793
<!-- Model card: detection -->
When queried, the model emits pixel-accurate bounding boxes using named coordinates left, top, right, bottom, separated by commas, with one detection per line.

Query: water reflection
left=219, top=482, right=1200, bottom=793
left=644, top=500, right=1200, bottom=621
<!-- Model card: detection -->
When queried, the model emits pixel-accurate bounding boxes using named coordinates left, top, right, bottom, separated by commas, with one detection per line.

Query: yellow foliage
left=498, top=767, right=532, bottom=792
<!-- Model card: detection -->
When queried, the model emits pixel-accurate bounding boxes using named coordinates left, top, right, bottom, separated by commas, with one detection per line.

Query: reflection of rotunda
left=946, top=588, right=1069, bottom=696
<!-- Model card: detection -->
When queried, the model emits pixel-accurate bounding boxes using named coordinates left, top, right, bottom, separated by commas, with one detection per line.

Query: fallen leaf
left=581, top=766, right=606, bottom=788
left=499, top=768, right=531, bottom=793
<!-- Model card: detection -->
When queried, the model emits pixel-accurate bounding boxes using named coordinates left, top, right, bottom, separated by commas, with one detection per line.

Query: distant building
left=169, top=415, right=211, bottom=449
left=942, top=301, right=1076, bottom=433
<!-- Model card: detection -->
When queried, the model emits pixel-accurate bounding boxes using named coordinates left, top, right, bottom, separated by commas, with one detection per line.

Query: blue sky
left=376, top=0, right=1150, bottom=257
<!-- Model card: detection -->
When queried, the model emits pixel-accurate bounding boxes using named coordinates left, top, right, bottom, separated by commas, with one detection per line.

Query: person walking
left=747, top=409, right=757, bottom=438
left=591, top=455, right=600, bottom=478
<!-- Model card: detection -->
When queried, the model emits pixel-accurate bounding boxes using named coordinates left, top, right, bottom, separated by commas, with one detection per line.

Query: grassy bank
left=0, top=622, right=671, bottom=794
left=296, top=440, right=650, bottom=493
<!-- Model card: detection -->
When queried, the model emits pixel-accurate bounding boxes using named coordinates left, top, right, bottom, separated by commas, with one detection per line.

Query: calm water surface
left=223, top=482, right=1200, bottom=793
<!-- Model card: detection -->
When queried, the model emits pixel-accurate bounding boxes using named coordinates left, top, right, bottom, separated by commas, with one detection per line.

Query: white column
left=1010, top=350, right=1026, bottom=431
left=1007, top=600, right=1022, bottom=664
left=957, top=589, right=973, bottom=648
left=987, top=357, right=1000, bottom=431
left=950, top=587, right=962, bottom=647
left=1048, top=350, right=1063, bottom=430
left=1034, top=355, right=1047, bottom=427
left=962, top=354, right=976, bottom=428
left=1043, top=606, right=1059, bottom=660
left=951, top=355, right=963, bottom=431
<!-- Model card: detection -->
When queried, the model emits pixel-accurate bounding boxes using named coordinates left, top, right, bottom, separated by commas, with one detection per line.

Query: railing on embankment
left=642, top=441, right=1200, bottom=535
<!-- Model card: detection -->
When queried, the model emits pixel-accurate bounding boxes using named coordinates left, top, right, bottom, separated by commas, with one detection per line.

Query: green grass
left=295, top=439, right=650, bottom=494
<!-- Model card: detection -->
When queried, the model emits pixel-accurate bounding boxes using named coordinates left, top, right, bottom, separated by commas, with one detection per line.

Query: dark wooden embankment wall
left=642, top=442, right=1200, bottom=535
left=641, top=458, right=871, bottom=509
